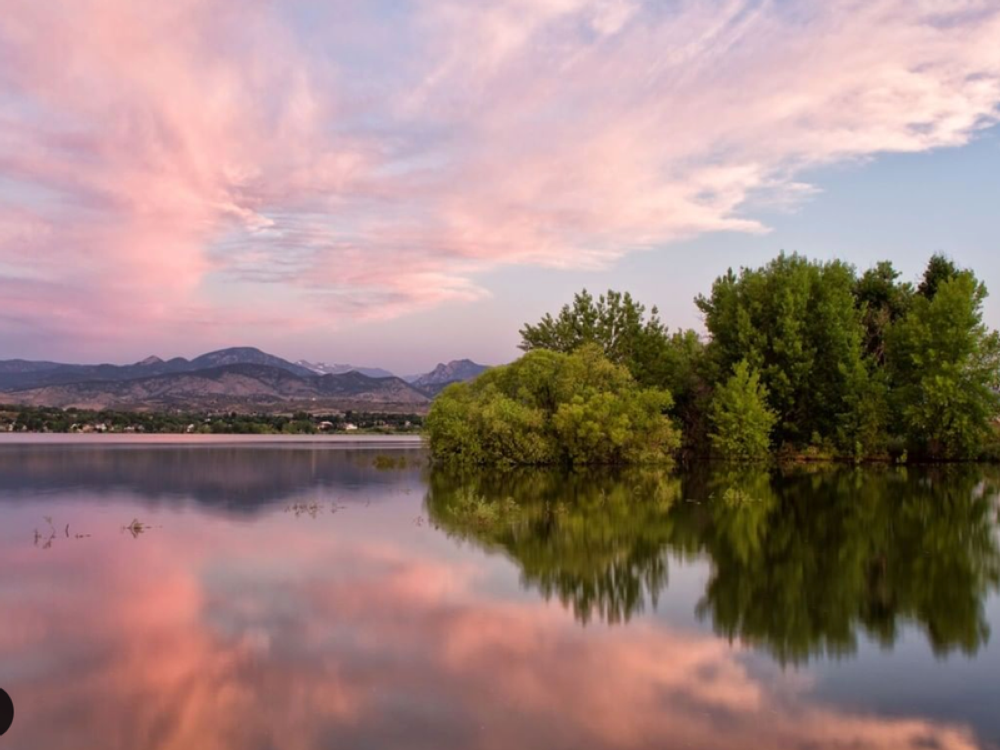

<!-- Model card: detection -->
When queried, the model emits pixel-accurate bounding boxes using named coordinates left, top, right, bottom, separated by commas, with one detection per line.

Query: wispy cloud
left=1, top=0, right=999, bottom=348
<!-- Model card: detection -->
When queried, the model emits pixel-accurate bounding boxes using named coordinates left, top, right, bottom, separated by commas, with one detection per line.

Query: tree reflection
left=426, top=464, right=1000, bottom=662
left=694, top=465, right=1000, bottom=663
left=426, top=467, right=685, bottom=624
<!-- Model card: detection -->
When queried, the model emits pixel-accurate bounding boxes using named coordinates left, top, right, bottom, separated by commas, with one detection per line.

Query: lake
left=1, top=437, right=998, bottom=749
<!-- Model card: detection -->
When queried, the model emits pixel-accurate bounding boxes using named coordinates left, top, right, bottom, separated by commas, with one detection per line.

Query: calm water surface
left=1, top=438, right=998, bottom=749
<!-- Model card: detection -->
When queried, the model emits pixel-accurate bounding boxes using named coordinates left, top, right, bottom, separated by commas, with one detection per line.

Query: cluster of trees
left=509, top=254, right=1000, bottom=462
left=426, top=464, right=1000, bottom=660
left=0, top=405, right=424, bottom=435
left=426, top=345, right=679, bottom=465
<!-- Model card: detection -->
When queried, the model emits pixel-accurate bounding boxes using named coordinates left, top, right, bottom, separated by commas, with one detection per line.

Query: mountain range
left=406, top=359, right=489, bottom=395
left=295, top=360, right=395, bottom=379
left=0, top=348, right=488, bottom=412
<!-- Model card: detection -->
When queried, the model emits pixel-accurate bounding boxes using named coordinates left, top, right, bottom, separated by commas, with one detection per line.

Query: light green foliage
left=426, top=345, right=680, bottom=465
left=519, top=289, right=655, bottom=367
left=518, top=288, right=703, bottom=393
left=887, top=270, right=1000, bottom=458
left=709, top=360, right=778, bottom=460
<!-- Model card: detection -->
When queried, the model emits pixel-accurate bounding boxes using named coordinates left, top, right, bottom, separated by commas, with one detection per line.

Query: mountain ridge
left=409, top=359, right=489, bottom=396
left=295, top=360, right=395, bottom=379
left=0, top=347, right=489, bottom=410
left=2, top=363, right=429, bottom=412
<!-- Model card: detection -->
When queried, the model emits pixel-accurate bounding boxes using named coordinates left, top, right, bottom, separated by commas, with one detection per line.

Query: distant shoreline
left=0, top=433, right=426, bottom=446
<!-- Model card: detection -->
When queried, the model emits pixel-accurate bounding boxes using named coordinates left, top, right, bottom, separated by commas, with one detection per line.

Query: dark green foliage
left=426, top=345, right=680, bottom=466
left=694, top=253, right=1000, bottom=459
left=426, top=466, right=683, bottom=624
left=519, top=289, right=653, bottom=367
left=854, top=261, right=913, bottom=365
left=691, top=464, right=1000, bottom=662
left=510, top=252, right=1000, bottom=460
left=696, top=253, right=867, bottom=447
left=916, top=253, right=960, bottom=300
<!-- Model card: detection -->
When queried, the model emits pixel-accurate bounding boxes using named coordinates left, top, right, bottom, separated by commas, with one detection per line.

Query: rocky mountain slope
left=409, top=359, right=489, bottom=395
left=0, top=347, right=311, bottom=390
left=3, top=363, right=429, bottom=412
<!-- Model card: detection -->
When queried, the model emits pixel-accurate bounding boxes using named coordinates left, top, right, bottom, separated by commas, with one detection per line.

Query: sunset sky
left=1, top=0, right=999, bottom=373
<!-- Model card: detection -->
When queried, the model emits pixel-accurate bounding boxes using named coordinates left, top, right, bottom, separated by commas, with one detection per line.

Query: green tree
left=519, top=289, right=653, bottom=365
left=709, top=360, right=778, bottom=460
left=836, top=364, right=891, bottom=459
left=696, top=253, right=866, bottom=447
left=854, top=261, right=913, bottom=365
left=518, top=289, right=702, bottom=390
left=426, top=344, right=680, bottom=466
left=887, top=267, right=1000, bottom=458
left=916, top=253, right=960, bottom=300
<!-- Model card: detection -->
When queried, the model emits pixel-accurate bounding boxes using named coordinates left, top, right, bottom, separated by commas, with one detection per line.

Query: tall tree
left=916, top=253, right=960, bottom=300
left=887, top=266, right=1000, bottom=458
left=696, top=253, right=866, bottom=447
left=519, top=289, right=654, bottom=366
left=854, top=261, right=913, bottom=365
left=519, top=288, right=703, bottom=393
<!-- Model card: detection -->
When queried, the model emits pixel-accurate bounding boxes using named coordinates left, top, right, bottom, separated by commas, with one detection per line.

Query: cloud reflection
left=0, top=510, right=984, bottom=750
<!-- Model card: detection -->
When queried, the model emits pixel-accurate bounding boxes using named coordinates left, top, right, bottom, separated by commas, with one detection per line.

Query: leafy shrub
left=426, top=345, right=680, bottom=466
left=709, top=360, right=778, bottom=460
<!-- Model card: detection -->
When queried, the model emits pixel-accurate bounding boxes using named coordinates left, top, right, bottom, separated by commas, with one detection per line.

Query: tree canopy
left=474, top=252, right=1000, bottom=462
left=695, top=253, right=868, bottom=447
left=426, top=344, right=680, bottom=466
left=887, top=270, right=1000, bottom=458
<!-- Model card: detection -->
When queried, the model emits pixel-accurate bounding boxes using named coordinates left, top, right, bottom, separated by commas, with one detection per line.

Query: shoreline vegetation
left=0, top=405, right=424, bottom=436
left=428, top=252, right=1000, bottom=466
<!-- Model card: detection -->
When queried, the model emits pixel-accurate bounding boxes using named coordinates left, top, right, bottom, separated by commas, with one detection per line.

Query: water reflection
left=692, top=465, right=1000, bottom=663
left=1, top=444, right=999, bottom=749
left=426, top=464, right=1000, bottom=662
left=426, top=467, right=684, bottom=625
left=0, top=443, right=422, bottom=510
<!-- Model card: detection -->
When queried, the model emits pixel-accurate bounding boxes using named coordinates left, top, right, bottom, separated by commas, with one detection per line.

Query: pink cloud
left=1, top=0, right=999, bottom=350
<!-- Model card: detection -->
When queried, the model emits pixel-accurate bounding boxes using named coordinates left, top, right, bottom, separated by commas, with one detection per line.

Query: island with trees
left=428, top=253, right=1000, bottom=464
